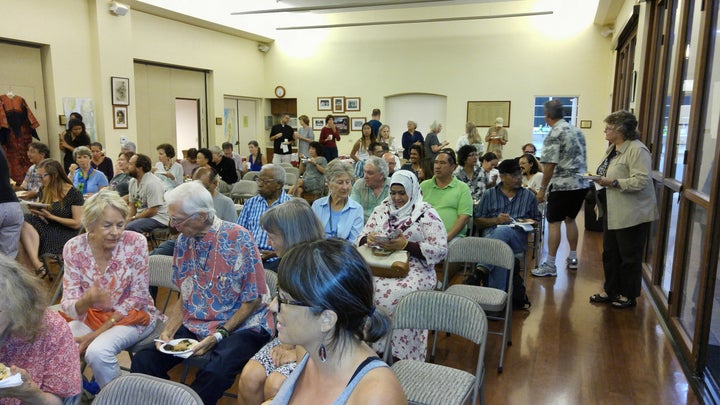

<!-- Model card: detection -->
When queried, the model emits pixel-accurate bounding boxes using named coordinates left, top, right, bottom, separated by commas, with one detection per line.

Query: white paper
left=0, top=373, right=23, bottom=388
left=281, top=144, right=289, bottom=153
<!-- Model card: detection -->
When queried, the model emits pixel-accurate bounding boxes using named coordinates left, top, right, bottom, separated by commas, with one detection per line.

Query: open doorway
left=175, top=98, right=200, bottom=158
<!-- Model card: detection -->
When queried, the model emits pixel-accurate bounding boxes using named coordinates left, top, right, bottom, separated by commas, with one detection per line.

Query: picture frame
left=111, top=76, right=130, bottom=106
left=332, top=96, right=345, bottom=113
left=333, top=115, right=349, bottom=135
left=113, top=105, right=128, bottom=129
left=351, top=117, right=366, bottom=131
left=318, top=97, right=332, bottom=111
left=580, top=120, right=592, bottom=129
left=312, top=117, right=325, bottom=130
left=466, top=101, right=511, bottom=127
left=345, top=97, right=361, bottom=112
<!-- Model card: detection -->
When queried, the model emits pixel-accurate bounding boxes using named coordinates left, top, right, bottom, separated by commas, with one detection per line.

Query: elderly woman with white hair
left=401, top=120, right=423, bottom=160
left=424, top=120, right=449, bottom=161
left=70, top=145, right=108, bottom=195
left=61, top=189, right=161, bottom=389
left=311, top=160, right=364, bottom=242
left=358, top=169, right=448, bottom=361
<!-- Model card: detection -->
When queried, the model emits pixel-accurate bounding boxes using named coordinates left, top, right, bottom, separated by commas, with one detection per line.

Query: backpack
left=512, top=261, right=531, bottom=310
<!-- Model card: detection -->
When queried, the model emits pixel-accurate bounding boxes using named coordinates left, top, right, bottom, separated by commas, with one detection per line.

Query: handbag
left=357, top=245, right=409, bottom=278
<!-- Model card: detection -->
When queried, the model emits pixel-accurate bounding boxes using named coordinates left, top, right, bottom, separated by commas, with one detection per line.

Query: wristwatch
left=611, top=179, right=619, bottom=188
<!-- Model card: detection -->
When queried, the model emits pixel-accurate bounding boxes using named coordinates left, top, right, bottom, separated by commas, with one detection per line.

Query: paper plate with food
left=158, top=338, right=198, bottom=358
left=0, top=362, right=23, bottom=388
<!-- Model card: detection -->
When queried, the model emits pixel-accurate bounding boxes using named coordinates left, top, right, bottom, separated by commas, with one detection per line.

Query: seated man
left=13, top=141, right=49, bottom=201
left=382, top=151, right=399, bottom=176
left=420, top=149, right=473, bottom=242
left=131, top=181, right=272, bottom=405
left=209, top=145, right=238, bottom=193
left=350, top=156, right=390, bottom=223
left=473, top=159, right=541, bottom=290
left=237, top=164, right=290, bottom=270
left=126, top=154, right=169, bottom=233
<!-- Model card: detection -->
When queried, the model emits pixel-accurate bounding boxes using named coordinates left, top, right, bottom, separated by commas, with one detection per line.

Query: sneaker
left=567, top=257, right=578, bottom=270
left=531, top=262, right=557, bottom=277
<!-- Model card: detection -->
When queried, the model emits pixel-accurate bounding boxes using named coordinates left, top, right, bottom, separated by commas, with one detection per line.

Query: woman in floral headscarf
left=358, top=169, right=447, bottom=361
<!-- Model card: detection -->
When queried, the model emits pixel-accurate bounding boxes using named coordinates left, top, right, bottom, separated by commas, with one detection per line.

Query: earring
left=318, top=332, right=328, bottom=363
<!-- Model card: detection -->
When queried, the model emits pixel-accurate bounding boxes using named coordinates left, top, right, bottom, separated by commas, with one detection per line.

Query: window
left=531, top=96, right=579, bottom=157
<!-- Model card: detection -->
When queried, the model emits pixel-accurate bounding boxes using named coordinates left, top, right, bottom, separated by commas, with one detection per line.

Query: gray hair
left=164, top=181, right=216, bottom=221
left=260, top=198, right=324, bottom=256
left=122, top=141, right=137, bottom=152
left=262, top=164, right=286, bottom=185
left=82, top=189, right=130, bottom=230
left=73, top=145, right=92, bottom=160
left=407, top=120, right=417, bottom=129
left=325, top=160, right=355, bottom=183
left=364, top=156, right=389, bottom=178
left=429, top=120, right=442, bottom=133
left=210, top=145, right=223, bottom=156
left=0, top=254, right=47, bottom=341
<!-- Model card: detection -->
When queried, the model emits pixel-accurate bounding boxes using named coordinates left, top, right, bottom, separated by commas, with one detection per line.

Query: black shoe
left=464, top=270, right=483, bottom=286
left=611, top=296, right=636, bottom=309
left=589, top=293, right=618, bottom=304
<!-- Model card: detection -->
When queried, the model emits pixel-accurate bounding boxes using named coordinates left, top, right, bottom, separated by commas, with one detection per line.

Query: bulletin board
left=467, top=101, right=511, bottom=127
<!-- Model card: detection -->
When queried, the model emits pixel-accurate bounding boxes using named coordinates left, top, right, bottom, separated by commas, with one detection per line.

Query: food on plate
left=0, top=362, right=9, bottom=381
left=163, top=339, right=194, bottom=352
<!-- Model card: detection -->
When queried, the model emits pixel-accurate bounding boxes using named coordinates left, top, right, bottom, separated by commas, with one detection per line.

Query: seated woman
left=399, top=144, right=424, bottom=179
left=358, top=170, right=448, bottom=360
left=237, top=199, right=324, bottom=405
left=109, top=151, right=134, bottom=198
left=311, top=160, right=363, bottom=242
left=269, top=238, right=406, bottom=404
left=154, top=143, right=184, bottom=191
left=247, top=140, right=267, bottom=172
left=0, top=254, right=82, bottom=404
left=292, top=141, right=327, bottom=198
left=454, top=145, right=487, bottom=204
left=70, top=146, right=108, bottom=195
left=61, top=190, right=161, bottom=389
left=90, top=142, right=114, bottom=181
left=519, top=152, right=543, bottom=194
left=20, top=159, right=84, bottom=277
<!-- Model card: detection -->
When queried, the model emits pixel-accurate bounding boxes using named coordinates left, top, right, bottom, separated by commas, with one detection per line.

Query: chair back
left=284, top=167, right=300, bottom=178
left=230, top=180, right=258, bottom=200
left=264, top=268, right=278, bottom=297
left=243, top=171, right=261, bottom=181
left=284, top=172, right=297, bottom=186
left=94, top=374, right=203, bottom=405
left=148, top=255, right=179, bottom=292
left=278, top=162, right=294, bottom=169
left=446, top=237, right=515, bottom=270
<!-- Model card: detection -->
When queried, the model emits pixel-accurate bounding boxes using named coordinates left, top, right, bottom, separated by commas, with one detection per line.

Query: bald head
left=383, top=152, right=397, bottom=175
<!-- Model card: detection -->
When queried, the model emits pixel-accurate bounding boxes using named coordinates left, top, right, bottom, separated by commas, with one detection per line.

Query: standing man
left=532, top=99, right=590, bottom=277
left=351, top=156, right=390, bottom=223
left=131, top=182, right=272, bottom=405
left=270, top=113, right=295, bottom=165
left=210, top=145, right=238, bottom=193
left=126, top=154, right=169, bottom=233
left=367, top=108, right=382, bottom=137
left=420, top=149, right=473, bottom=242
left=236, top=164, right=290, bottom=270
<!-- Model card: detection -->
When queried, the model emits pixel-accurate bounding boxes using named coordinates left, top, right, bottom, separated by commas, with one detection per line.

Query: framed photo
left=580, top=120, right=592, bottom=129
left=466, top=100, right=510, bottom=127
left=312, top=117, right=325, bottom=130
left=333, top=115, right=349, bottom=135
left=113, top=106, right=128, bottom=129
left=332, top=96, right=345, bottom=113
left=317, top=97, right=331, bottom=111
left=351, top=117, right=366, bottom=131
left=111, top=76, right=130, bottom=105
left=345, top=97, right=361, bottom=112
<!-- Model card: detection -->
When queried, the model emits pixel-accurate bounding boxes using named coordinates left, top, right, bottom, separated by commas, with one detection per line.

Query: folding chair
left=229, top=180, right=258, bottom=204
left=243, top=171, right=261, bottom=181
left=440, top=237, right=515, bottom=373
left=94, top=373, right=202, bottom=405
left=384, top=290, right=488, bottom=405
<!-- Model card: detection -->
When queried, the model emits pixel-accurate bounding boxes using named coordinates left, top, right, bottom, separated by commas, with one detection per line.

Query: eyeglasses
left=169, top=213, right=196, bottom=227
left=276, top=287, right=312, bottom=312
left=604, top=126, right=616, bottom=133
left=256, top=177, right=276, bottom=185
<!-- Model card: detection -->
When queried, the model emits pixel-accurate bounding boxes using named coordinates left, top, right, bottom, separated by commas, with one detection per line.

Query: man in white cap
left=485, top=117, right=508, bottom=159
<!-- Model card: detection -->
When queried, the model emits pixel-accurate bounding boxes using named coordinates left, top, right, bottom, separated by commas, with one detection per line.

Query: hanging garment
left=0, top=94, right=40, bottom=184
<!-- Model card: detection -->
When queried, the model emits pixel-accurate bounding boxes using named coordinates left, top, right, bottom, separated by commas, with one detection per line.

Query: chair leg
left=430, top=330, right=439, bottom=363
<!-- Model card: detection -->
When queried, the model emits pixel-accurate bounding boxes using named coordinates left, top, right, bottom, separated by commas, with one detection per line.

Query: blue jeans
left=125, top=217, right=165, bottom=233
left=482, top=226, right=527, bottom=291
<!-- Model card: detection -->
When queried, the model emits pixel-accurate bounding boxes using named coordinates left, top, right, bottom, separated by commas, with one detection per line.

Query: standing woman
left=294, top=115, right=314, bottom=159
left=60, top=118, right=91, bottom=173
left=90, top=142, right=114, bottom=181
left=154, top=143, right=183, bottom=191
left=20, top=159, right=84, bottom=278
left=485, top=117, right=508, bottom=159
left=590, top=111, right=658, bottom=308
left=319, top=115, right=340, bottom=162
left=71, top=146, right=109, bottom=195
left=456, top=122, right=484, bottom=154
left=247, top=140, right=267, bottom=172
left=350, top=123, right=374, bottom=177
left=423, top=121, right=449, bottom=161
left=311, top=160, right=364, bottom=242
left=377, top=124, right=395, bottom=153
left=401, top=120, right=423, bottom=160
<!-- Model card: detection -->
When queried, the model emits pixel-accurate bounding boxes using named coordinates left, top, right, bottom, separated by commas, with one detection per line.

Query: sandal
left=611, top=296, right=637, bottom=309
left=35, top=265, right=49, bottom=279
left=589, top=293, right=617, bottom=304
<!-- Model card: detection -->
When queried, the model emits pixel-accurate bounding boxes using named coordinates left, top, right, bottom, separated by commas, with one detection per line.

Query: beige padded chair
left=384, top=290, right=488, bottom=405
left=229, top=179, right=258, bottom=204
left=94, top=373, right=202, bottom=405
left=440, top=237, right=515, bottom=373
left=243, top=171, right=261, bottom=181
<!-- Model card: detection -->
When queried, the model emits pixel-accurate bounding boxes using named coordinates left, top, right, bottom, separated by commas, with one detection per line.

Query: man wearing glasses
left=131, top=181, right=272, bottom=405
left=237, top=164, right=290, bottom=270
left=473, top=159, right=541, bottom=290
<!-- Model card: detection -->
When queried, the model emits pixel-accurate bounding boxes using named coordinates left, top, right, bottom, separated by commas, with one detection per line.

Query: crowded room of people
left=2, top=0, right=719, bottom=404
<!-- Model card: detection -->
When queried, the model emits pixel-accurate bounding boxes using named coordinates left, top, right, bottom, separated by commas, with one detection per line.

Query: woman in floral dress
left=358, top=169, right=448, bottom=360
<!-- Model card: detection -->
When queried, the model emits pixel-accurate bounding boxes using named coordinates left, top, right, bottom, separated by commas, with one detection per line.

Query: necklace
left=190, top=226, right=222, bottom=292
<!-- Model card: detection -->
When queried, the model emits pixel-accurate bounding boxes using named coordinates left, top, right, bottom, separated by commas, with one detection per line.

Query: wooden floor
left=76, top=208, right=699, bottom=404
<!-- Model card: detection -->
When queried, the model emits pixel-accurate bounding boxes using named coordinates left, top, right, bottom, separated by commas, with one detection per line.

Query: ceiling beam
left=232, top=0, right=467, bottom=15
left=276, top=10, right=552, bottom=30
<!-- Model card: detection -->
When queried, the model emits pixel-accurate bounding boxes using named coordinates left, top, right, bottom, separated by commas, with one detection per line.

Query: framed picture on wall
left=332, top=97, right=345, bottom=113
left=312, top=117, right=325, bottom=130
left=351, top=117, right=366, bottom=131
left=111, top=76, right=130, bottom=105
left=317, top=97, right=332, bottom=111
left=334, top=115, right=349, bottom=135
left=345, top=97, right=361, bottom=112
left=113, top=106, right=128, bottom=129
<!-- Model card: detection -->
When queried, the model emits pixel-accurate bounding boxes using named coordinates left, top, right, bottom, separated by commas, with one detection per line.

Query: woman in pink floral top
left=0, top=255, right=82, bottom=405
left=358, top=169, right=448, bottom=360
left=61, top=190, right=161, bottom=389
